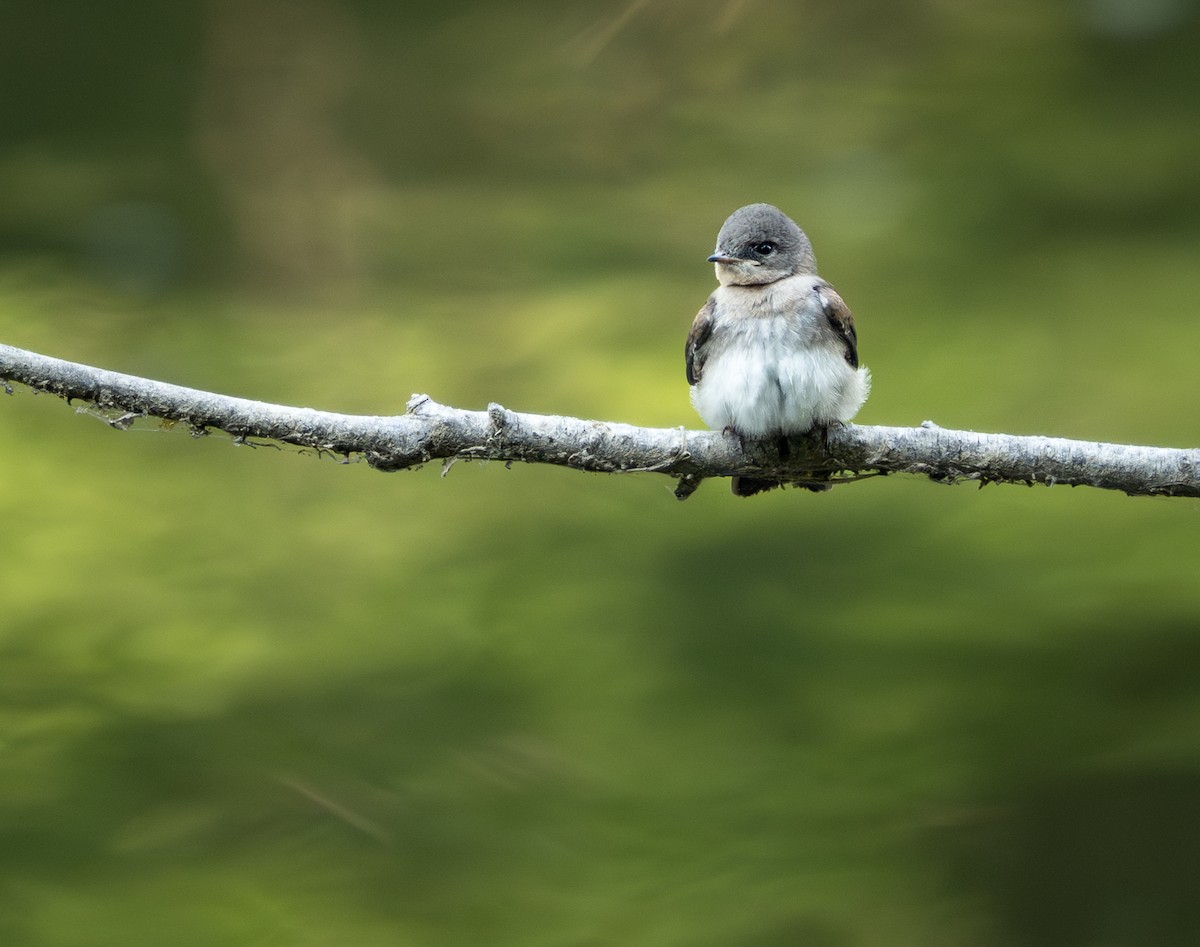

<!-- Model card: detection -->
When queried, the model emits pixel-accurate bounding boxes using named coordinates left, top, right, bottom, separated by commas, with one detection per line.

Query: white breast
left=690, top=283, right=870, bottom=437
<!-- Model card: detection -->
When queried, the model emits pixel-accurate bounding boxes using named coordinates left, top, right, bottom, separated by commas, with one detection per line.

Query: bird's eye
left=751, top=242, right=776, bottom=255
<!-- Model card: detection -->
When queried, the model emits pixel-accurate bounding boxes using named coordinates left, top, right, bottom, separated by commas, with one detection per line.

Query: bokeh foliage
left=2, top=1, right=1200, bottom=944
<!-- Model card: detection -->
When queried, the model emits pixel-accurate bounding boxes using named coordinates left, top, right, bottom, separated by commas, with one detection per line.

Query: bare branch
left=2, top=342, right=1196, bottom=498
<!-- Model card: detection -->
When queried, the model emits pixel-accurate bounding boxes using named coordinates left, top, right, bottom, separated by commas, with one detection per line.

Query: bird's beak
left=707, top=253, right=742, bottom=264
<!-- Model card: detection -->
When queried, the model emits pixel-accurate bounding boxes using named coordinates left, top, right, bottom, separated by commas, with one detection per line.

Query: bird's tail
left=730, top=475, right=832, bottom=497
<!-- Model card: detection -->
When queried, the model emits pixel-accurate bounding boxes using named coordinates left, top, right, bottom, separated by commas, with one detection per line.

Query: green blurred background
left=3, top=1, right=1200, bottom=944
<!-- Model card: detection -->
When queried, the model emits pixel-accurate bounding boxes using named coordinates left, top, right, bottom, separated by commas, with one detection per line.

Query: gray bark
left=2, top=343, right=1196, bottom=499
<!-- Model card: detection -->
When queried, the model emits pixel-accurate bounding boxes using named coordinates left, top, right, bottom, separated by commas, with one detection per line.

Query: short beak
left=707, top=253, right=742, bottom=264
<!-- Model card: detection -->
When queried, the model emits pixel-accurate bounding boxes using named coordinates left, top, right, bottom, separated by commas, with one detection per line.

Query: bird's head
left=708, top=203, right=817, bottom=286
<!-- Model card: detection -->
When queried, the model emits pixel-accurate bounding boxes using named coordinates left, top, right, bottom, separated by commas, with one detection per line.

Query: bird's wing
left=685, top=297, right=716, bottom=386
left=815, top=281, right=859, bottom=369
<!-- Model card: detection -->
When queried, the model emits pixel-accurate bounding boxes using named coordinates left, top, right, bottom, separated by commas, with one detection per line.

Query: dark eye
left=750, top=241, right=776, bottom=255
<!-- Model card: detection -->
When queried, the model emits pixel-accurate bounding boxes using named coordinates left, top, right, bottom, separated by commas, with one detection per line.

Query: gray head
left=708, top=203, right=817, bottom=286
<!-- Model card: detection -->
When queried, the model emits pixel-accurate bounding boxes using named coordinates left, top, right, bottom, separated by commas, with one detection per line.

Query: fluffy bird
left=686, top=203, right=871, bottom=496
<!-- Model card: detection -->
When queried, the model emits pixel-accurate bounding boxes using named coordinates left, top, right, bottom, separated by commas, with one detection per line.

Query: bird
left=685, top=203, right=871, bottom=496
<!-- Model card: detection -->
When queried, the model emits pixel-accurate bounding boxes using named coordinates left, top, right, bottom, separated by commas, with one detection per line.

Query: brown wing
left=685, top=296, right=716, bottom=386
left=816, top=281, right=859, bottom=369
